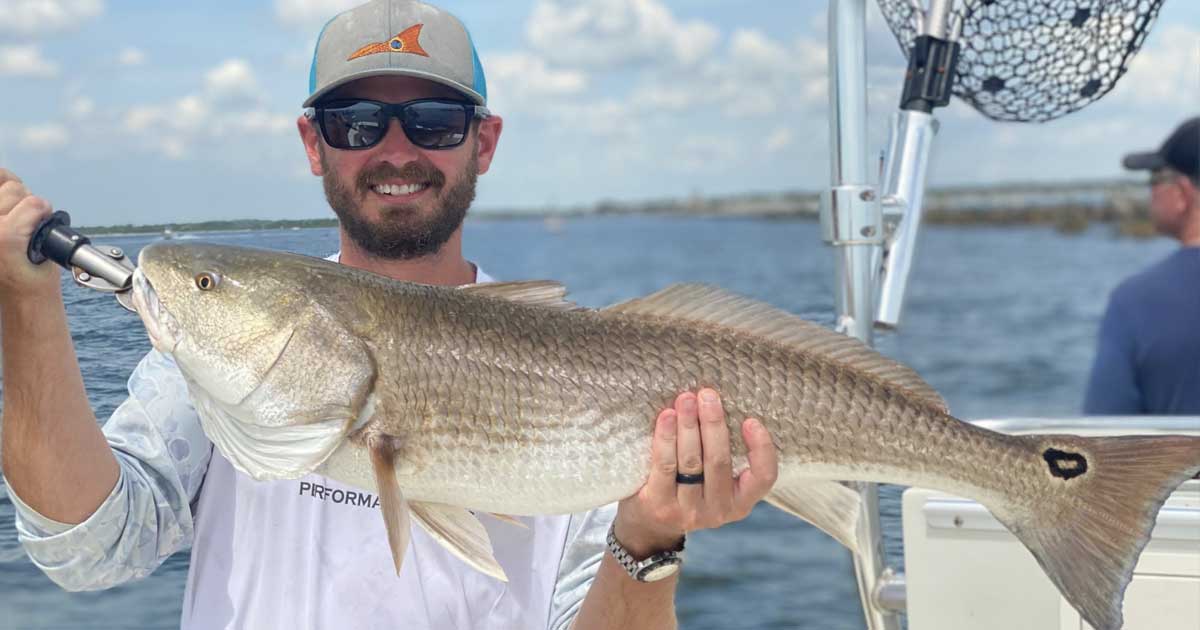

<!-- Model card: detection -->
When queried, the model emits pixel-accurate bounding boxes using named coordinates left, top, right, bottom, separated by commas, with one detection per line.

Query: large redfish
left=130, top=242, right=1200, bottom=630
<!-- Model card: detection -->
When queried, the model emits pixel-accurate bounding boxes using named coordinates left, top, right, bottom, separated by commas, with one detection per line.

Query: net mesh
left=876, top=0, right=1165, bottom=122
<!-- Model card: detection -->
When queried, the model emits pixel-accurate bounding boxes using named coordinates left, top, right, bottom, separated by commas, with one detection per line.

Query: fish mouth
left=131, top=267, right=182, bottom=354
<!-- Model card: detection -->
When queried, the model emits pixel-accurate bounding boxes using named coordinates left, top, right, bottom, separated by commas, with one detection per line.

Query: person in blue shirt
left=1084, top=116, right=1200, bottom=414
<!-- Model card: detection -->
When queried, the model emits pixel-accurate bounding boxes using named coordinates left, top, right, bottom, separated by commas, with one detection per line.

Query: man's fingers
left=0, top=180, right=32, bottom=216
left=733, top=418, right=779, bottom=514
left=0, top=169, right=22, bottom=188
left=645, top=409, right=679, bottom=501
left=7, top=195, right=53, bottom=233
left=697, top=388, right=733, bottom=513
left=674, top=392, right=703, bottom=511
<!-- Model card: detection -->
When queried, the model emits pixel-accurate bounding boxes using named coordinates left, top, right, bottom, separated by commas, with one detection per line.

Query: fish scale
left=132, top=242, right=1200, bottom=630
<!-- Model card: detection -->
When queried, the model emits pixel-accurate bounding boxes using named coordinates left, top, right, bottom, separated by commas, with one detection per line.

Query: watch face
left=636, top=559, right=681, bottom=582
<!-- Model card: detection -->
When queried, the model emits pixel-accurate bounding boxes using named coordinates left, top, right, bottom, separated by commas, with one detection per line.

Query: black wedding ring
left=675, top=472, right=705, bottom=485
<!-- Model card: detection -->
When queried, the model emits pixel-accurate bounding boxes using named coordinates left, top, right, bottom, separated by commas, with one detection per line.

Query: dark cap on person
left=1122, top=117, right=1199, bottom=179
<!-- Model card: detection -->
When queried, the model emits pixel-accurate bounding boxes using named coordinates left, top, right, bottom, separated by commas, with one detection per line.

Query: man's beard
left=321, top=146, right=477, bottom=260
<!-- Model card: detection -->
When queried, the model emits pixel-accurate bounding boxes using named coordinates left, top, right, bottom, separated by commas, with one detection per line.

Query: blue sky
left=0, top=0, right=1196, bottom=225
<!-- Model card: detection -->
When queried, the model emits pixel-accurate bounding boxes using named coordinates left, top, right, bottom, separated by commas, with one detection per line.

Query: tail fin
left=989, top=434, right=1200, bottom=630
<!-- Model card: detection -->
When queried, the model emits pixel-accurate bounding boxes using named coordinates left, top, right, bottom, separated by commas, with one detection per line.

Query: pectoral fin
left=765, top=479, right=863, bottom=554
left=487, top=513, right=529, bottom=529
left=409, top=502, right=509, bottom=582
left=370, top=440, right=411, bottom=576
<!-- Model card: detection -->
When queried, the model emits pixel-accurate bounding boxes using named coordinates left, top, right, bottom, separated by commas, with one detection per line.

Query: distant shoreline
left=80, top=179, right=1155, bottom=238
left=80, top=218, right=341, bottom=236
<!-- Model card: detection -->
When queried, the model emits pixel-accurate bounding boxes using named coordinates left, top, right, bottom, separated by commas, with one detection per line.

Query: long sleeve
left=9, top=350, right=213, bottom=591
left=547, top=502, right=617, bottom=630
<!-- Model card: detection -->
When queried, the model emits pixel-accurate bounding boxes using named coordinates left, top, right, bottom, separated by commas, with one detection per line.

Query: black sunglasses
left=1150, top=168, right=1181, bottom=187
left=305, top=98, right=491, bottom=151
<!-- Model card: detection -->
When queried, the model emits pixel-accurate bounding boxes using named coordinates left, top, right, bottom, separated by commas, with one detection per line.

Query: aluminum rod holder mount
left=821, top=185, right=883, bottom=246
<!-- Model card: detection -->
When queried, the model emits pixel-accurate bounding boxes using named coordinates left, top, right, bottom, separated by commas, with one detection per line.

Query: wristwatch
left=606, top=523, right=685, bottom=582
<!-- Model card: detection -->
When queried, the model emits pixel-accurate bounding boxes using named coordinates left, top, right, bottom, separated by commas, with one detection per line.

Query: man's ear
left=1179, top=176, right=1199, bottom=208
left=474, top=115, right=503, bottom=175
left=298, top=114, right=325, bottom=176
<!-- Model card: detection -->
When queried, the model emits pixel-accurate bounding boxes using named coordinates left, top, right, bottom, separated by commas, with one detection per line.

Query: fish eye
left=194, top=272, right=220, bottom=291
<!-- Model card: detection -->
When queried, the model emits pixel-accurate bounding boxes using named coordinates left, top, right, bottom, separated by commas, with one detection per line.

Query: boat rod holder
left=27, top=211, right=138, bottom=312
left=874, top=0, right=960, bottom=330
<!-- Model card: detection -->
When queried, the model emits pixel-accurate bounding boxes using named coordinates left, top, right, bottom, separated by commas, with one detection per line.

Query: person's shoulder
left=1110, top=249, right=1191, bottom=305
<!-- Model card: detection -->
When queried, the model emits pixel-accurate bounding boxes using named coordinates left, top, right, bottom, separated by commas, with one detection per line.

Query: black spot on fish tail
left=1043, top=447, right=1089, bottom=480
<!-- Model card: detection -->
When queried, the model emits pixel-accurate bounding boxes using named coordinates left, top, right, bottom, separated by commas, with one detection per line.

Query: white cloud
left=487, top=52, right=587, bottom=96
left=221, top=111, right=294, bottom=136
left=527, top=0, right=719, bottom=68
left=204, top=59, right=262, bottom=106
left=1111, top=25, right=1200, bottom=108
left=532, top=98, right=641, bottom=143
left=0, top=0, right=104, bottom=37
left=121, top=60, right=291, bottom=159
left=274, top=0, right=359, bottom=27
left=19, top=124, right=69, bottom=151
left=160, top=138, right=187, bottom=160
left=669, top=134, right=741, bottom=173
left=729, top=28, right=791, bottom=69
left=765, top=127, right=794, bottom=153
left=69, top=96, right=94, bottom=119
left=631, top=28, right=828, bottom=118
left=0, top=45, right=58, bottom=77
left=125, top=95, right=209, bottom=134
left=118, top=47, right=145, bottom=66
left=485, top=51, right=588, bottom=115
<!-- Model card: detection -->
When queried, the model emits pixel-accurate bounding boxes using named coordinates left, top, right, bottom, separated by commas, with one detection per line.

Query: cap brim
left=1122, top=151, right=1166, bottom=171
left=303, top=68, right=485, bottom=108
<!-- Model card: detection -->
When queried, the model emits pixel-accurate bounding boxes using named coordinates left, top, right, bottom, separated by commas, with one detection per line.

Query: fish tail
left=991, top=434, right=1200, bottom=630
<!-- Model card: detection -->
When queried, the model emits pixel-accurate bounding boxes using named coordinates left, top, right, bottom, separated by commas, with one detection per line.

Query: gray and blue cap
left=305, top=0, right=487, bottom=107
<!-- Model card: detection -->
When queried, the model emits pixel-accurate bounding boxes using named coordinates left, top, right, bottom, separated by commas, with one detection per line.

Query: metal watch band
left=605, top=522, right=685, bottom=582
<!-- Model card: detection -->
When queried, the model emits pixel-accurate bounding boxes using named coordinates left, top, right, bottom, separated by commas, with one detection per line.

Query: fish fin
left=606, top=284, right=946, bottom=412
left=988, top=434, right=1200, bottom=630
left=459, top=280, right=581, bottom=311
left=409, top=502, right=509, bottom=582
left=765, top=479, right=862, bottom=553
left=190, top=388, right=349, bottom=480
left=487, top=513, right=529, bottom=529
left=370, top=440, right=412, bottom=576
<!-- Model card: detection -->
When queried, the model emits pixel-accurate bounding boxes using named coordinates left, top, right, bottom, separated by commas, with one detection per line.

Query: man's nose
left=373, top=117, right=421, bottom=160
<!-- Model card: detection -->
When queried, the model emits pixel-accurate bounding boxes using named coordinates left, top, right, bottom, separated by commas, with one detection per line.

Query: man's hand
left=613, top=388, right=779, bottom=558
left=0, top=169, right=59, bottom=300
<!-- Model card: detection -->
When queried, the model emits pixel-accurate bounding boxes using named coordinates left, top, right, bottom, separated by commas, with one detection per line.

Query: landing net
left=876, top=0, right=1166, bottom=122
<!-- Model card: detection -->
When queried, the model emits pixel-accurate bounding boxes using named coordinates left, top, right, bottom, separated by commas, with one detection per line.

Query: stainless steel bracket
left=821, top=185, right=884, bottom=246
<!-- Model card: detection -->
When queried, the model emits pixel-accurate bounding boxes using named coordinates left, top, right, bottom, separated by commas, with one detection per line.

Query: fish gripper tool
left=28, top=210, right=138, bottom=312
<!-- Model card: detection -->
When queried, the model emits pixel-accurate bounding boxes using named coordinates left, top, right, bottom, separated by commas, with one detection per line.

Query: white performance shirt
left=11, top=261, right=615, bottom=630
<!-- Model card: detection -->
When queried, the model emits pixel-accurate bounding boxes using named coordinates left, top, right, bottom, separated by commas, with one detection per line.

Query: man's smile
left=370, top=181, right=432, bottom=200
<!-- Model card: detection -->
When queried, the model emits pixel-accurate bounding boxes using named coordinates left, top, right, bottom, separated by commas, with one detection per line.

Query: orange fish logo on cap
left=348, top=24, right=430, bottom=60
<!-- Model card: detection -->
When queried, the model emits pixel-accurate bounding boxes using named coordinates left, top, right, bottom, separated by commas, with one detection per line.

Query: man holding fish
left=0, top=1, right=778, bottom=628
left=5, top=3, right=1200, bottom=630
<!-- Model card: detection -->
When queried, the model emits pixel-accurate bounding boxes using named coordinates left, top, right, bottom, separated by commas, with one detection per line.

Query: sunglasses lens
left=401, top=101, right=470, bottom=149
left=317, top=100, right=473, bottom=150
left=320, top=101, right=387, bottom=149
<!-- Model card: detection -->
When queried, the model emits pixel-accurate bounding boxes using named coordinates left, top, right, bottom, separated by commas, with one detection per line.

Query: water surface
left=0, top=217, right=1176, bottom=629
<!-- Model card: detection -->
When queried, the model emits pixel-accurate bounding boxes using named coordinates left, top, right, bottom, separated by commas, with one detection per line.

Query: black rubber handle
left=28, top=210, right=89, bottom=267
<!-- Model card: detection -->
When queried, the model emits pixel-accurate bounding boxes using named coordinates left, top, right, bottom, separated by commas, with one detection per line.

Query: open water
left=0, top=216, right=1179, bottom=629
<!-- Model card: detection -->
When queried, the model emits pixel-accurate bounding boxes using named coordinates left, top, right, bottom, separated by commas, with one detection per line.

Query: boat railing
left=873, top=415, right=1200, bottom=619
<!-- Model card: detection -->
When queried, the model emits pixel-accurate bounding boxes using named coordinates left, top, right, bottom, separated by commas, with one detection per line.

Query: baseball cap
left=1122, top=116, right=1199, bottom=179
left=304, top=0, right=487, bottom=108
